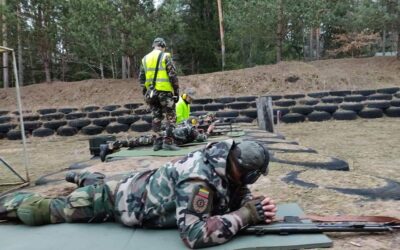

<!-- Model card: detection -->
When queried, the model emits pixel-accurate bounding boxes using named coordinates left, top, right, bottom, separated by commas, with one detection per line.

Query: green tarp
left=0, top=203, right=332, bottom=250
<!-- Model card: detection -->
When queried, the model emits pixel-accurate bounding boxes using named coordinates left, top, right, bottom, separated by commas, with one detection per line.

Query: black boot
left=153, top=137, right=163, bottom=151
left=65, top=171, right=78, bottom=184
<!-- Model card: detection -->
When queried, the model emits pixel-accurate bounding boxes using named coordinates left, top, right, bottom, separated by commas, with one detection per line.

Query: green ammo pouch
left=16, top=197, right=52, bottom=226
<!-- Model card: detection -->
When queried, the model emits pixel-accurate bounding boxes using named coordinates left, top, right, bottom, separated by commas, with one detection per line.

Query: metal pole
left=217, top=0, right=225, bottom=71
left=12, top=49, right=30, bottom=183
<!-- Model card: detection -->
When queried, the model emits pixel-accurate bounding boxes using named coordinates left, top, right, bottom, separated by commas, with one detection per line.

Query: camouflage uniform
left=0, top=139, right=254, bottom=249
left=139, top=53, right=179, bottom=133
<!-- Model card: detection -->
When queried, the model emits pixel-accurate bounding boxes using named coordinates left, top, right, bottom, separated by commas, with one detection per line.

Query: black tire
left=273, top=99, right=296, bottom=107
left=352, top=89, right=376, bottom=96
left=204, top=103, right=225, bottom=111
left=0, top=132, right=5, bottom=139
left=290, top=105, right=314, bottom=115
left=92, top=117, right=115, bottom=127
left=321, top=96, right=344, bottom=104
left=367, top=93, right=392, bottom=101
left=265, top=95, right=282, bottom=101
left=191, top=111, right=207, bottom=117
left=236, top=96, right=256, bottom=102
left=192, top=98, right=213, bottom=105
left=7, top=129, right=27, bottom=140
left=0, top=123, right=17, bottom=133
left=110, top=109, right=131, bottom=117
left=105, top=122, right=129, bottom=133
left=298, top=98, right=319, bottom=106
left=307, top=111, right=331, bottom=122
left=273, top=107, right=290, bottom=117
left=58, top=107, right=78, bottom=114
left=190, top=104, right=203, bottom=112
left=117, top=115, right=140, bottom=125
left=81, top=125, right=104, bottom=135
left=365, top=100, right=391, bottom=110
left=307, top=91, right=330, bottom=98
left=82, top=105, right=100, bottom=112
left=32, top=127, right=55, bottom=137
left=313, top=104, right=338, bottom=114
left=141, top=115, right=153, bottom=123
left=344, top=95, right=367, bottom=102
left=376, top=87, right=399, bottom=95
left=329, top=90, right=351, bottom=96
left=12, top=110, right=32, bottom=116
left=390, top=99, right=400, bottom=107
left=88, top=135, right=116, bottom=156
left=385, top=107, right=400, bottom=117
left=23, top=121, right=43, bottom=132
left=216, top=110, right=239, bottom=118
left=225, top=102, right=249, bottom=110
left=37, top=108, right=57, bottom=115
left=284, top=94, right=305, bottom=99
left=87, top=110, right=110, bottom=119
left=43, top=120, right=67, bottom=130
left=134, top=108, right=151, bottom=115
left=0, top=115, right=13, bottom=124
left=68, top=118, right=91, bottom=129
left=358, top=108, right=383, bottom=119
left=124, top=103, right=142, bottom=110
left=57, top=125, right=78, bottom=136
left=340, top=102, right=364, bottom=112
left=130, top=121, right=152, bottom=132
left=0, top=110, right=9, bottom=116
left=233, top=117, right=254, bottom=123
left=214, top=97, right=236, bottom=103
left=281, top=113, right=306, bottom=123
left=22, top=114, right=40, bottom=121
left=65, top=112, right=87, bottom=120
left=395, top=92, right=400, bottom=99
left=249, top=101, right=257, bottom=108
left=40, top=112, right=65, bottom=121
left=239, top=109, right=257, bottom=118
left=102, top=104, right=121, bottom=111
left=332, top=109, right=357, bottom=120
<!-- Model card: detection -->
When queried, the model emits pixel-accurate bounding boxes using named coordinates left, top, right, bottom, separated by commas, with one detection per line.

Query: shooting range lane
left=0, top=203, right=332, bottom=250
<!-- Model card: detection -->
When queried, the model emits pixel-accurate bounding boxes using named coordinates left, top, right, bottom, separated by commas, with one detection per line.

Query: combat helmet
left=231, top=141, right=269, bottom=184
left=152, top=37, right=166, bottom=48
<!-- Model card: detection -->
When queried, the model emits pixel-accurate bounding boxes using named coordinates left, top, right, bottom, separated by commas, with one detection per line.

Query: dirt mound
left=1, top=57, right=400, bottom=110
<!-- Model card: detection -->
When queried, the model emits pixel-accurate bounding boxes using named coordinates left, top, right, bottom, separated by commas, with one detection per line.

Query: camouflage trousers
left=0, top=177, right=119, bottom=225
left=110, top=135, right=156, bottom=150
left=150, top=90, right=176, bottom=132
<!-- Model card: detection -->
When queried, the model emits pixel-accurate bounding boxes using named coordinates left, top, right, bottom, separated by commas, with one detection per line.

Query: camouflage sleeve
left=139, top=65, right=146, bottom=88
left=240, top=186, right=253, bottom=205
left=176, top=180, right=249, bottom=249
left=165, top=55, right=179, bottom=95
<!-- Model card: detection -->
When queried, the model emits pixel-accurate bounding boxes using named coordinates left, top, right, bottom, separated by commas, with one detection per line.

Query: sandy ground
left=0, top=57, right=400, bottom=111
left=0, top=118, right=399, bottom=249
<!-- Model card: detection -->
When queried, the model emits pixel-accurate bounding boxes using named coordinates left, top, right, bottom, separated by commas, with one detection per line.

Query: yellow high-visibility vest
left=143, top=50, right=173, bottom=92
left=176, top=96, right=190, bottom=123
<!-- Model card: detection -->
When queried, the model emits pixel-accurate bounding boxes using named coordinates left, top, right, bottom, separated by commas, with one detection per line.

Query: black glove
left=172, top=96, right=179, bottom=103
left=142, top=87, right=147, bottom=96
left=239, top=198, right=265, bottom=225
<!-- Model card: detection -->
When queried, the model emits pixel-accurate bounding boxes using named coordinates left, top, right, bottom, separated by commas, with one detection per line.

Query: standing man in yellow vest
left=176, top=88, right=195, bottom=124
left=140, top=38, right=180, bottom=149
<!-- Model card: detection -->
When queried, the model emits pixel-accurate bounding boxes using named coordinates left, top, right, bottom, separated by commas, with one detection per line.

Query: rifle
left=242, top=216, right=400, bottom=235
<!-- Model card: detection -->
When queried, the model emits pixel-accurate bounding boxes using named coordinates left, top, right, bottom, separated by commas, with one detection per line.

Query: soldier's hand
left=260, top=196, right=277, bottom=224
left=240, top=198, right=266, bottom=225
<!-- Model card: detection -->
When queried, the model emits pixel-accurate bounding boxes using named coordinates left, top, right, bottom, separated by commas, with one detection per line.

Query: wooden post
left=257, top=96, right=274, bottom=132
left=217, top=0, right=225, bottom=71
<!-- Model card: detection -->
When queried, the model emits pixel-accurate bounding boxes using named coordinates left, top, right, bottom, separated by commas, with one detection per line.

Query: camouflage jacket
left=114, top=139, right=253, bottom=248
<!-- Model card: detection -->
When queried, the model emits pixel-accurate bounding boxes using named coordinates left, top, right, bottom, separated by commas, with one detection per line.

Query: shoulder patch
left=189, top=186, right=212, bottom=214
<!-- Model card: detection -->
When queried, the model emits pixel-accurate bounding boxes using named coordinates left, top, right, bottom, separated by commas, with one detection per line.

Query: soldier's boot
left=162, top=137, right=181, bottom=151
left=153, top=137, right=163, bottom=151
left=65, top=171, right=105, bottom=187
left=99, top=141, right=122, bottom=162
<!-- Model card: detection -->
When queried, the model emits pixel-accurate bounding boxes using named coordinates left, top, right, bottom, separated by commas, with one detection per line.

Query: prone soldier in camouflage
left=0, top=139, right=277, bottom=249
left=99, top=120, right=208, bottom=161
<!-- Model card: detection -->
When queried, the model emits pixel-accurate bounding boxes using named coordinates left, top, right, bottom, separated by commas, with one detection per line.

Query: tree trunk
left=383, top=28, right=386, bottom=56
left=121, top=56, right=126, bottom=79
left=276, top=0, right=283, bottom=63
left=309, top=28, right=314, bottom=60
left=1, top=0, right=9, bottom=88
left=100, top=62, right=104, bottom=79
left=316, top=27, right=320, bottom=60
left=17, top=4, right=24, bottom=85
left=44, top=58, right=51, bottom=83
left=126, top=56, right=131, bottom=79
left=110, top=54, right=115, bottom=79
left=397, top=31, right=400, bottom=59
left=302, top=28, right=307, bottom=60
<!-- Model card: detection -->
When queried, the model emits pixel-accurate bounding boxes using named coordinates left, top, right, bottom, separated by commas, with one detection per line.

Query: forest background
left=0, top=0, right=399, bottom=87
